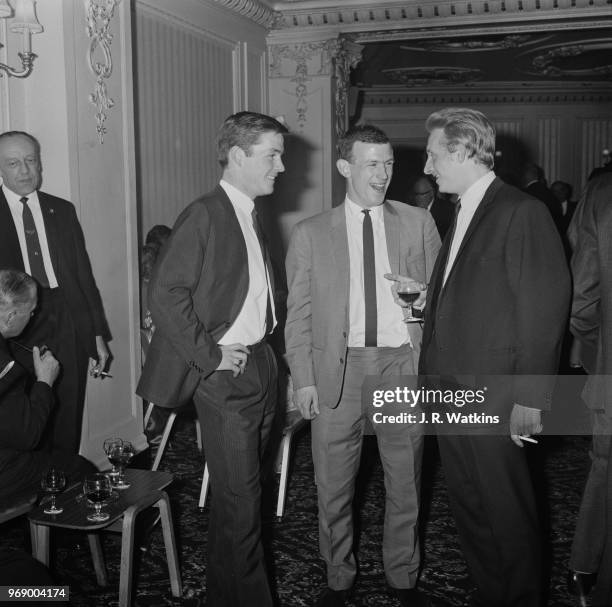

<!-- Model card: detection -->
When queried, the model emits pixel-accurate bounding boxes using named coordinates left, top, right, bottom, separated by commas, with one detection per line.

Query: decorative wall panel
left=136, top=7, right=234, bottom=232
left=538, top=117, right=561, bottom=190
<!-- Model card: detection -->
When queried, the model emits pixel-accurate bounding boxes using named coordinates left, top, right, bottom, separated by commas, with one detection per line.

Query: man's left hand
left=89, top=335, right=110, bottom=378
left=510, top=404, right=542, bottom=447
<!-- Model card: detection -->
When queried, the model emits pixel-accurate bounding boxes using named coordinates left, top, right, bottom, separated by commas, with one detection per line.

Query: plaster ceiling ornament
left=523, top=41, right=612, bottom=79
left=381, top=66, right=484, bottom=86
left=212, top=0, right=278, bottom=28
left=400, top=34, right=535, bottom=53
left=269, top=39, right=340, bottom=130
left=86, top=0, right=120, bottom=144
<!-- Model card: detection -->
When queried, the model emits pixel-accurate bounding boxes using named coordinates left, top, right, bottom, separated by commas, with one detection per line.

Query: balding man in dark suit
left=0, top=131, right=110, bottom=454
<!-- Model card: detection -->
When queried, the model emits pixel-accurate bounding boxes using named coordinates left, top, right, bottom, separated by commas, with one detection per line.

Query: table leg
left=30, top=523, right=50, bottom=566
left=157, top=492, right=182, bottom=597
left=87, top=533, right=108, bottom=586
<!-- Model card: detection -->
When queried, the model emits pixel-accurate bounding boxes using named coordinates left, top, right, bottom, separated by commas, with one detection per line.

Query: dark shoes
left=567, top=569, right=597, bottom=598
left=314, top=588, right=348, bottom=607
left=389, top=586, right=431, bottom=607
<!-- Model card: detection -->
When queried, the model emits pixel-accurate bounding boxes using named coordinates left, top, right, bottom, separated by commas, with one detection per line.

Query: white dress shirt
left=345, top=197, right=410, bottom=348
left=217, top=180, right=276, bottom=347
left=3, top=185, right=59, bottom=288
left=443, top=171, right=496, bottom=285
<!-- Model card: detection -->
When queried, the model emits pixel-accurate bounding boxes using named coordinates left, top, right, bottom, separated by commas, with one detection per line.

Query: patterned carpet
left=0, top=411, right=593, bottom=607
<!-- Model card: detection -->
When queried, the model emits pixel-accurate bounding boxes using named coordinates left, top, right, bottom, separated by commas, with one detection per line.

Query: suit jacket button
left=339, top=358, right=344, bottom=364
left=342, top=332, right=347, bottom=338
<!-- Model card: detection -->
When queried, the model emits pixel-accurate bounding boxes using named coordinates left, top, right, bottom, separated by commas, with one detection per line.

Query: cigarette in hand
left=518, top=435, right=538, bottom=444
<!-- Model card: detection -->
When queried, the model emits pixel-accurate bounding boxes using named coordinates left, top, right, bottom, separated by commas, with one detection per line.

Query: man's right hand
left=294, top=385, right=319, bottom=419
left=33, top=346, right=60, bottom=387
left=216, top=343, right=250, bottom=378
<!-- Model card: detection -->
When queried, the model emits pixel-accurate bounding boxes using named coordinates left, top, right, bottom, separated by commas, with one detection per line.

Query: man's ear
left=453, top=144, right=467, bottom=164
left=336, top=158, right=351, bottom=178
left=228, top=145, right=246, bottom=167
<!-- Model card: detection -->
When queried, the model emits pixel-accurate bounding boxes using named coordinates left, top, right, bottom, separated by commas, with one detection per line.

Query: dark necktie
left=20, top=196, right=49, bottom=288
left=362, top=209, right=377, bottom=347
left=251, top=209, right=273, bottom=335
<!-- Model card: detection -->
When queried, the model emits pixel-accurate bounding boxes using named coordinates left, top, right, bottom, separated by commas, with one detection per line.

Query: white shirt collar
left=458, top=171, right=496, bottom=214
left=345, top=196, right=384, bottom=219
left=220, top=179, right=254, bottom=215
left=2, top=184, right=38, bottom=208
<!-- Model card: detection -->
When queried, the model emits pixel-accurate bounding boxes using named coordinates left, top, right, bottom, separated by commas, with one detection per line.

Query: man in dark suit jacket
left=419, top=108, right=570, bottom=607
left=0, top=131, right=110, bottom=454
left=409, top=175, right=454, bottom=240
left=566, top=172, right=612, bottom=607
left=521, top=162, right=563, bottom=229
left=0, top=269, right=93, bottom=499
left=138, top=112, right=287, bottom=607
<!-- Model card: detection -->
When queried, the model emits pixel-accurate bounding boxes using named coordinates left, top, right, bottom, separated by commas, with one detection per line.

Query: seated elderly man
left=0, top=269, right=93, bottom=499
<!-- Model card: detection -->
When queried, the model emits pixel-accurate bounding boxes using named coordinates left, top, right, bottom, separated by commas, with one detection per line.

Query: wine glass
left=397, top=282, right=424, bottom=322
left=84, top=474, right=113, bottom=522
left=103, top=437, right=124, bottom=483
left=115, top=441, right=135, bottom=489
left=41, top=468, right=66, bottom=515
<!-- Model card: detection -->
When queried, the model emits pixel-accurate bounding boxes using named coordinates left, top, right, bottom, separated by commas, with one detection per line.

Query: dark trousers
left=571, top=410, right=612, bottom=606
left=437, top=434, right=542, bottom=607
left=18, top=288, right=89, bottom=454
left=195, top=341, right=278, bottom=607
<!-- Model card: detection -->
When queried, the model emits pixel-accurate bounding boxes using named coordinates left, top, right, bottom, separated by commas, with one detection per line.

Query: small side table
left=28, top=469, right=181, bottom=607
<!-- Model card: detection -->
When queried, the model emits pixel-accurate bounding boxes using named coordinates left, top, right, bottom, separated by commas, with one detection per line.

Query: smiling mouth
left=371, top=183, right=387, bottom=193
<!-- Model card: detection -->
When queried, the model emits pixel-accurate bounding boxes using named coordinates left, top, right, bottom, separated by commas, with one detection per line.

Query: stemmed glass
left=114, top=441, right=135, bottom=489
left=397, top=282, right=425, bottom=322
left=103, top=437, right=124, bottom=483
left=41, top=468, right=66, bottom=515
left=84, top=474, right=113, bottom=522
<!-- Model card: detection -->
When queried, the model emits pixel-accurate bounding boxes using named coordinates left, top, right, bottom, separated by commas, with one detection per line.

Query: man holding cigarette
left=0, top=269, right=93, bottom=498
left=418, top=108, right=570, bottom=606
left=0, top=131, right=110, bottom=454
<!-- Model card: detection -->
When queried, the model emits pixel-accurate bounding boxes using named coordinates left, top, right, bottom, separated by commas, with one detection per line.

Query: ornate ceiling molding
left=362, top=82, right=612, bottom=106
left=211, top=0, right=279, bottom=28
left=382, top=66, right=484, bottom=86
left=400, top=34, right=536, bottom=53
left=265, top=0, right=612, bottom=34
left=521, top=40, right=612, bottom=79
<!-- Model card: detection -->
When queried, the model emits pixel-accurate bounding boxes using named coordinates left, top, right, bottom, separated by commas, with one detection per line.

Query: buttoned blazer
left=420, top=177, right=571, bottom=418
left=569, top=173, right=612, bottom=414
left=0, top=189, right=109, bottom=357
left=138, top=185, right=260, bottom=406
left=285, top=199, right=441, bottom=409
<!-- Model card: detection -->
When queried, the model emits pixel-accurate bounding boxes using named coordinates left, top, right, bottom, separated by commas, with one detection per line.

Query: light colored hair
left=425, top=107, right=495, bottom=169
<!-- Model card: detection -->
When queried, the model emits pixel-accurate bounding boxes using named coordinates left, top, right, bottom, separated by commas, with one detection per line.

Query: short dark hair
left=337, top=124, right=390, bottom=162
left=0, top=131, right=41, bottom=156
left=0, top=269, right=37, bottom=310
left=145, top=225, right=171, bottom=248
left=216, top=112, right=288, bottom=168
left=425, top=108, right=495, bottom=169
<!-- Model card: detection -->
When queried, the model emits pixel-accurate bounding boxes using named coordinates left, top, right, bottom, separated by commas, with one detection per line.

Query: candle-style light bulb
left=0, top=0, right=12, bottom=19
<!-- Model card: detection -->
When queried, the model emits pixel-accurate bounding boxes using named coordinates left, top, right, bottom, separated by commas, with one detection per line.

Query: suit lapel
left=441, top=177, right=502, bottom=291
left=331, top=204, right=350, bottom=315
left=383, top=201, right=400, bottom=275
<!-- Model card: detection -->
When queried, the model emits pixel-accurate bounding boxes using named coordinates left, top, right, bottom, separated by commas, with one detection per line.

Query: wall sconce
left=0, top=0, right=43, bottom=78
